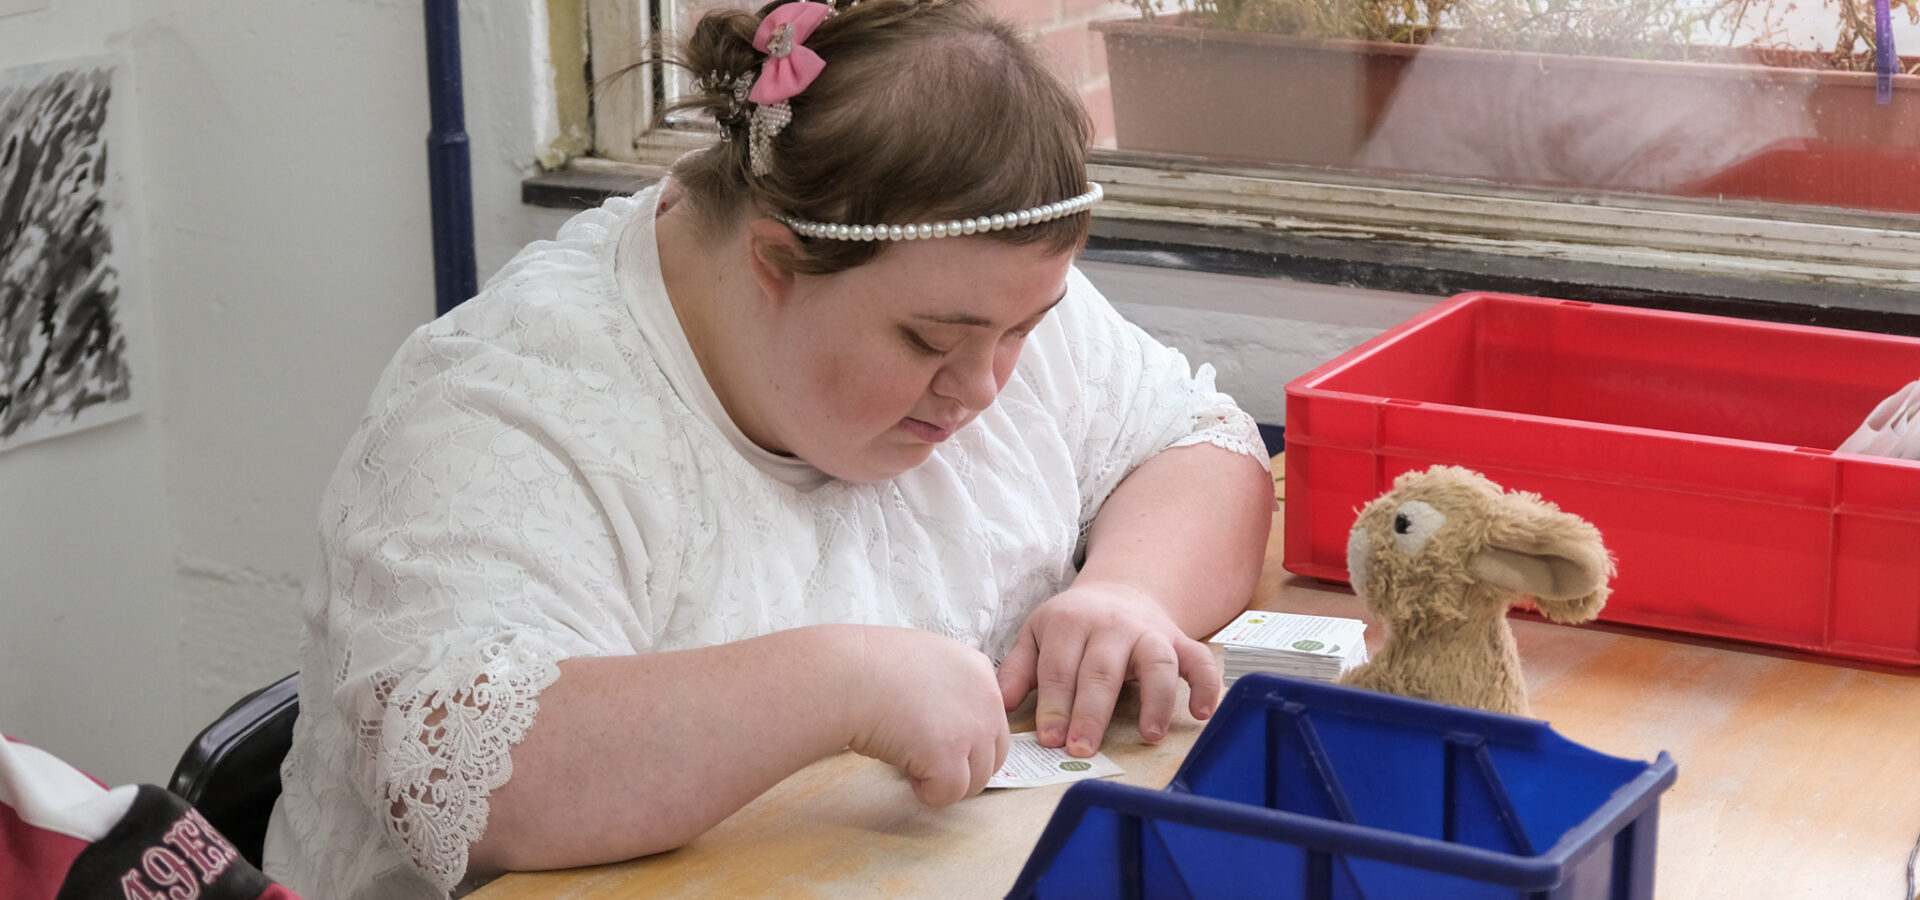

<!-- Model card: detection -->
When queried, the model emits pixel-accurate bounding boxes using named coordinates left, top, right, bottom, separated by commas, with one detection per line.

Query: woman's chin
left=819, top=443, right=935, bottom=484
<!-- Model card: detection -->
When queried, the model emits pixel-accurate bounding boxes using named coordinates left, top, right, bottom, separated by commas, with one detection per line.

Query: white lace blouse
left=263, top=186, right=1267, bottom=900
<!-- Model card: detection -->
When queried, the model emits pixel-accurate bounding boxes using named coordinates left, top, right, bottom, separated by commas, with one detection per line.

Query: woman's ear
left=745, top=217, right=804, bottom=307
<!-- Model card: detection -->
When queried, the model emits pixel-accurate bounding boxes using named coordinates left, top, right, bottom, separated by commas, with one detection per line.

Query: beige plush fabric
left=1338, top=466, right=1613, bottom=717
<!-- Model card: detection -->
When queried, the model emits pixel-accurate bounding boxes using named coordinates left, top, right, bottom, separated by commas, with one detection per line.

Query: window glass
left=658, top=0, right=1920, bottom=219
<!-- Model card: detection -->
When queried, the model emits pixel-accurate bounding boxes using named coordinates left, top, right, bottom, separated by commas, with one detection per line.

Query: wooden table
left=476, top=463, right=1920, bottom=900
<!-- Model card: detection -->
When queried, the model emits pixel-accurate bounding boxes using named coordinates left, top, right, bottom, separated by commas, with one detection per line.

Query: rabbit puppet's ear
left=1468, top=491, right=1614, bottom=623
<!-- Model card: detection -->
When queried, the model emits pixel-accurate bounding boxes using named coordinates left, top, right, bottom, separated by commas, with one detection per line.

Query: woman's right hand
left=842, top=626, right=1011, bottom=808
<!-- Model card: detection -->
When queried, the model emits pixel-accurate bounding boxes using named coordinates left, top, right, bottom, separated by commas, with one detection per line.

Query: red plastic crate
left=1283, top=292, right=1920, bottom=667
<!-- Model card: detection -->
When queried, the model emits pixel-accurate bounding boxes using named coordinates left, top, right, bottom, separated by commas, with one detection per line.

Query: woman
left=264, top=2, right=1274, bottom=897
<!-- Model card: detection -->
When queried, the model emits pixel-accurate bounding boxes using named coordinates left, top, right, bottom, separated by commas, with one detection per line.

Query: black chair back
left=168, top=672, right=299, bottom=868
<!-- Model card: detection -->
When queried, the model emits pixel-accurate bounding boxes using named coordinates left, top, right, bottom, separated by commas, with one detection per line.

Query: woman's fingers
left=1177, top=635, right=1224, bottom=721
left=919, top=711, right=1008, bottom=807
left=968, top=727, right=1009, bottom=798
left=1032, top=623, right=1089, bottom=750
left=1012, top=587, right=1229, bottom=759
left=995, top=628, right=1040, bottom=712
left=910, top=752, right=974, bottom=808
left=1130, top=634, right=1182, bottom=743
left=1064, top=634, right=1133, bottom=756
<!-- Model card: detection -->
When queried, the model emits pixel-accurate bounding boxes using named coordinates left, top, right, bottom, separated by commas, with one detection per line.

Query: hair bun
left=681, top=10, right=763, bottom=127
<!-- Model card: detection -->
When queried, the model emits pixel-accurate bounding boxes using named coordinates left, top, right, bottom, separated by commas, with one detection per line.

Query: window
left=561, top=0, right=1920, bottom=308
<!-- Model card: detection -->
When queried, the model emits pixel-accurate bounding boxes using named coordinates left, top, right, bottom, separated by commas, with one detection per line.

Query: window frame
left=570, top=0, right=1920, bottom=302
left=584, top=0, right=661, bottom=162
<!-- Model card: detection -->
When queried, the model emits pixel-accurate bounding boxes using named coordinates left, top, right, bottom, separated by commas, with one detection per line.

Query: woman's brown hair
left=660, top=0, right=1094, bottom=274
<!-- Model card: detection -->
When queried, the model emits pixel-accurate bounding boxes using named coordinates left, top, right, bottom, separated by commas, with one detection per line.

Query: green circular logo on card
left=1059, top=761, right=1092, bottom=772
left=1292, top=640, right=1325, bottom=652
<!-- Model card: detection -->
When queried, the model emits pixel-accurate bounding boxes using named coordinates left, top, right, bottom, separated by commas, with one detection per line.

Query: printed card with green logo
left=985, top=731, right=1124, bottom=789
left=1210, top=611, right=1364, bottom=657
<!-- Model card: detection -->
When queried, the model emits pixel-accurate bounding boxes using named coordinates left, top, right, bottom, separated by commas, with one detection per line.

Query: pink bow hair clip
left=748, top=2, right=831, bottom=105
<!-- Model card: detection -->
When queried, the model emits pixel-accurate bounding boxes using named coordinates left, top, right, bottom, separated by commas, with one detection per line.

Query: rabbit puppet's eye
left=1389, top=500, right=1444, bottom=554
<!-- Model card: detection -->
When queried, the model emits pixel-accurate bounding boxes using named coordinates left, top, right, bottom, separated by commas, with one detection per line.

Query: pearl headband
left=774, top=183, right=1104, bottom=241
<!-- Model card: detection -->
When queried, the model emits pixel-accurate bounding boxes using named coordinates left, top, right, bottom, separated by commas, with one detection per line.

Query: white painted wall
left=1, top=0, right=571, bottom=784
left=135, top=0, right=570, bottom=748
left=0, top=0, right=185, bottom=787
left=0, top=0, right=1424, bottom=788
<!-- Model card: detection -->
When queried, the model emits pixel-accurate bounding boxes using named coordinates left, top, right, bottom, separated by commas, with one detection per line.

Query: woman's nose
left=932, top=349, right=999, bottom=411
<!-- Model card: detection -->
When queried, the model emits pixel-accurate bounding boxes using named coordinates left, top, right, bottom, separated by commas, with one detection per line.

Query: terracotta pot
left=1092, top=17, right=1920, bottom=212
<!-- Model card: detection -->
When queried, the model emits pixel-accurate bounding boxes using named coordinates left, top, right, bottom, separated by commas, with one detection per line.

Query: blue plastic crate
left=1006, top=674, right=1677, bottom=899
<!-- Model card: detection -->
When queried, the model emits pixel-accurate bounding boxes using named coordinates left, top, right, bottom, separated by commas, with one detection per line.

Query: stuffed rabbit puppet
left=1337, top=465, right=1614, bottom=717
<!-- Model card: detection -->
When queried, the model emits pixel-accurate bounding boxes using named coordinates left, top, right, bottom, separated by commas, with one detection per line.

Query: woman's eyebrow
left=913, top=293, right=1066, bottom=329
left=912, top=311, right=996, bottom=327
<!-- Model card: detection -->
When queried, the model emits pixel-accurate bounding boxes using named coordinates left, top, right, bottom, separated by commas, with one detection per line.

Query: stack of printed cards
left=1209, top=610, right=1369, bottom=684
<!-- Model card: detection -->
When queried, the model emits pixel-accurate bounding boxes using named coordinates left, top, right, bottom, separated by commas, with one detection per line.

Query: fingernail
left=1070, top=737, right=1093, bottom=756
left=1197, top=704, right=1215, bottom=719
left=1042, top=726, right=1064, bottom=746
left=1142, top=726, right=1164, bottom=741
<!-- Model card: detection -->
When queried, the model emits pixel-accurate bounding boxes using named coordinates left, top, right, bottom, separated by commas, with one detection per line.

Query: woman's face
left=753, top=236, right=1073, bottom=483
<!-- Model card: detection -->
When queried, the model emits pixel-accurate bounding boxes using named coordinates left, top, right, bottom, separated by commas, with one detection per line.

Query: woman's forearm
left=1078, top=443, right=1274, bottom=636
left=466, top=624, right=867, bottom=875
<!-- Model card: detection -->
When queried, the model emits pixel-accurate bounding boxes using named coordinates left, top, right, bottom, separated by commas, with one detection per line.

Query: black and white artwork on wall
left=0, top=58, right=137, bottom=455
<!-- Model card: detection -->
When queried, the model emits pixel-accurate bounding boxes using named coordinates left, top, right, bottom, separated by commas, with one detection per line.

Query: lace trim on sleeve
left=376, top=639, right=564, bottom=892
left=1162, top=363, right=1271, bottom=471
left=1168, top=402, right=1272, bottom=472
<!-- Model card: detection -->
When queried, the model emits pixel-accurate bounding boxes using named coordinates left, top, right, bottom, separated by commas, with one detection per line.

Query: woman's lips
left=898, top=416, right=955, bottom=443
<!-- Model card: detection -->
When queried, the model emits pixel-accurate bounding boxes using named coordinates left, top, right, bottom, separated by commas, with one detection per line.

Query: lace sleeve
left=1021, top=267, right=1270, bottom=531
left=316, top=314, right=654, bottom=892
left=372, top=639, right=564, bottom=892
left=1163, top=368, right=1270, bottom=462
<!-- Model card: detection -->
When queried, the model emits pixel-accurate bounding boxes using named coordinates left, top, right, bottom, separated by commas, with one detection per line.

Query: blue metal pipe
left=424, top=0, right=478, bottom=316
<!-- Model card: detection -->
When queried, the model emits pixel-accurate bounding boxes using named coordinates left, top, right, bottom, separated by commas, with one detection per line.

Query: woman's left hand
left=995, top=580, right=1222, bottom=757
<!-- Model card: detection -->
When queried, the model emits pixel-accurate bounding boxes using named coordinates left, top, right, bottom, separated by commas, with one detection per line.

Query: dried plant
left=1829, top=0, right=1920, bottom=71
left=1125, top=0, right=1919, bottom=70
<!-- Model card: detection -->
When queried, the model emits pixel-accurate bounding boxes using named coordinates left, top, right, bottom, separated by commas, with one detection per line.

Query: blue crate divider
left=1006, top=674, right=1677, bottom=900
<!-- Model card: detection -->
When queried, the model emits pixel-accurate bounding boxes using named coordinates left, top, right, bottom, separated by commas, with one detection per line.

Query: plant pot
left=1091, top=16, right=1920, bottom=212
